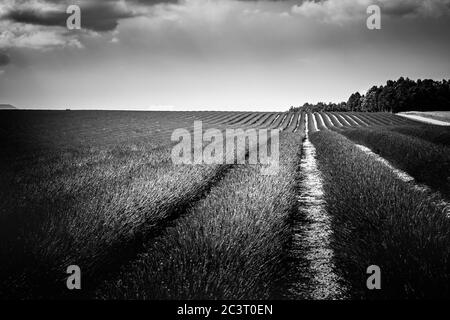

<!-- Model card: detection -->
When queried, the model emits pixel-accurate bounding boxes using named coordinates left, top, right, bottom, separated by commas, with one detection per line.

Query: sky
left=0, top=0, right=450, bottom=111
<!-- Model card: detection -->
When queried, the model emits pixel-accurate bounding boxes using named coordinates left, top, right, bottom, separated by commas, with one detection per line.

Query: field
left=0, top=110, right=449, bottom=299
left=400, top=111, right=450, bottom=123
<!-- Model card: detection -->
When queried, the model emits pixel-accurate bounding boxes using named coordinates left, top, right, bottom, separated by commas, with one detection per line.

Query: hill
left=0, top=104, right=16, bottom=110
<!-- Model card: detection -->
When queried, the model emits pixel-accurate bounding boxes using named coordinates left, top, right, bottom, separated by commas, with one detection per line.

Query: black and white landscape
left=0, top=0, right=449, bottom=301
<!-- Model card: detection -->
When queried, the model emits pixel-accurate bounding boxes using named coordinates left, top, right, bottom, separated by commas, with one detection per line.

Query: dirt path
left=349, top=114, right=369, bottom=126
left=335, top=114, right=352, bottom=126
left=287, top=114, right=347, bottom=299
left=330, top=114, right=344, bottom=127
left=293, top=113, right=303, bottom=132
left=315, top=113, right=328, bottom=130
left=311, top=113, right=320, bottom=131
left=342, top=114, right=360, bottom=127
left=323, top=113, right=336, bottom=128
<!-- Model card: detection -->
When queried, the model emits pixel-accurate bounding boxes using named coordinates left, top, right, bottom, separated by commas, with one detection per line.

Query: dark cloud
left=0, top=53, right=11, bottom=66
left=78, top=2, right=137, bottom=31
left=44, top=0, right=180, bottom=6
left=135, top=0, right=179, bottom=4
left=4, top=1, right=138, bottom=32
left=381, top=1, right=426, bottom=17
left=5, top=9, right=66, bottom=28
left=1, top=0, right=281, bottom=34
left=380, top=0, right=450, bottom=17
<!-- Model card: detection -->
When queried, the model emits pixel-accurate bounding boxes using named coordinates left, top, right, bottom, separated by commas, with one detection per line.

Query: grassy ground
left=402, top=111, right=450, bottom=123
left=2, top=109, right=449, bottom=299
left=0, top=110, right=288, bottom=299
left=310, top=130, right=450, bottom=299
left=0, top=139, right=231, bottom=298
left=387, top=125, right=450, bottom=147
left=339, top=128, right=450, bottom=199
left=96, top=131, right=304, bottom=299
left=320, top=111, right=450, bottom=147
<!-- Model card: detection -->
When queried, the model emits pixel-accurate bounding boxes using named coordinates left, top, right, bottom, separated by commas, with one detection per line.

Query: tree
left=347, top=92, right=362, bottom=111
left=288, top=77, right=450, bottom=113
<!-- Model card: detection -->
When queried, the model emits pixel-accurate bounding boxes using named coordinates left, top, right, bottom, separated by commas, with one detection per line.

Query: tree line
left=289, top=77, right=450, bottom=113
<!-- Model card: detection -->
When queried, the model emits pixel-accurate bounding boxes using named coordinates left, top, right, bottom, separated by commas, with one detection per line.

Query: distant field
left=0, top=110, right=448, bottom=299
left=401, top=111, right=450, bottom=123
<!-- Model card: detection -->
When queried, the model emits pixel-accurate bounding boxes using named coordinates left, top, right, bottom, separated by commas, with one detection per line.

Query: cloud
left=0, top=0, right=145, bottom=50
left=382, top=0, right=450, bottom=17
left=3, top=1, right=140, bottom=32
left=0, top=0, right=322, bottom=52
left=136, top=0, right=179, bottom=4
left=1, top=0, right=450, bottom=109
left=0, top=20, right=83, bottom=50
left=291, top=0, right=370, bottom=23
left=291, top=0, right=450, bottom=23
left=5, top=8, right=67, bottom=28
left=1, top=0, right=450, bottom=54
